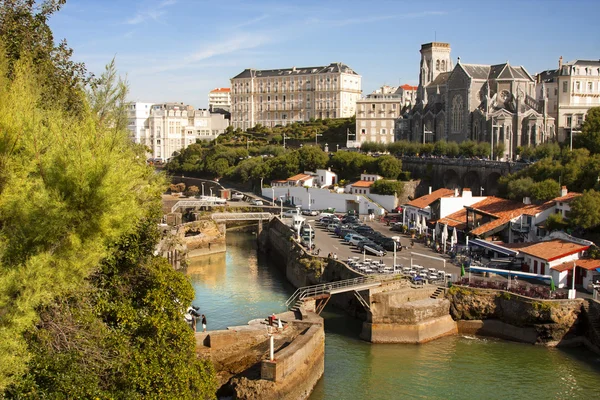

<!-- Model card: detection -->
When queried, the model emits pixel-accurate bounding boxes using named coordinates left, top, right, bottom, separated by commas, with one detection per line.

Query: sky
left=48, top=0, right=600, bottom=109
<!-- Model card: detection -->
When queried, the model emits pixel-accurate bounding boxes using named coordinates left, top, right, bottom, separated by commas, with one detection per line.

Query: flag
left=550, top=278, right=556, bottom=291
left=461, top=263, right=465, bottom=277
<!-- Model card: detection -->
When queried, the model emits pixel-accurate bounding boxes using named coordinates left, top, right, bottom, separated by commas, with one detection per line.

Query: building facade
left=230, top=63, right=361, bottom=130
left=399, top=42, right=555, bottom=160
left=127, top=102, right=229, bottom=160
left=536, top=57, right=600, bottom=144
left=353, top=85, right=404, bottom=147
left=209, top=87, right=231, bottom=112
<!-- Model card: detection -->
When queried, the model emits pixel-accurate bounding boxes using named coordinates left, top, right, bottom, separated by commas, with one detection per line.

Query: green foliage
left=298, top=145, right=328, bottom=172
left=530, top=179, right=560, bottom=202
left=370, top=180, right=404, bottom=196
left=376, top=155, right=402, bottom=179
left=329, top=151, right=375, bottom=180
left=505, top=177, right=535, bottom=201
left=545, top=213, right=569, bottom=232
left=570, top=189, right=600, bottom=229
left=573, top=107, right=600, bottom=154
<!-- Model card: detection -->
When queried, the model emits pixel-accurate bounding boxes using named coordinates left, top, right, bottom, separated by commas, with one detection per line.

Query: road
left=282, top=216, right=463, bottom=279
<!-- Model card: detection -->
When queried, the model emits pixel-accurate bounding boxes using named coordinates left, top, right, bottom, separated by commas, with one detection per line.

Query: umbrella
left=442, top=224, right=448, bottom=253
left=550, top=278, right=556, bottom=291
left=461, top=263, right=466, bottom=277
left=435, top=222, right=440, bottom=239
left=451, top=227, right=458, bottom=250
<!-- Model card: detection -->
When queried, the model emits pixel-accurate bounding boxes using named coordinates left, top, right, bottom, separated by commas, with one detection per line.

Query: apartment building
left=353, top=85, right=403, bottom=147
left=208, top=87, right=231, bottom=112
left=536, top=57, right=600, bottom=144
left=127, top=102, right=229, bottom=160
left=230, top=62, right=361, bottom=130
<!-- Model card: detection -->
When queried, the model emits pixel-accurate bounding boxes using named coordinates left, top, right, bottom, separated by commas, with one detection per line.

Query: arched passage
left=485, top=172, right=501, bottom=196
left=462, top=171, right=482, bottom=195
left=443, top=169, right=460, bottom=189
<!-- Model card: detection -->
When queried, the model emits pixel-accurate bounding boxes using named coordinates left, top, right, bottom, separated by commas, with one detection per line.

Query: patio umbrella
left=550, top=278, right=556, bottom=291
left=461, top=263, right=465, bottom=277
left=452, top=227, right=458, bottom=250
left=442, top=224, right=448, bottom=253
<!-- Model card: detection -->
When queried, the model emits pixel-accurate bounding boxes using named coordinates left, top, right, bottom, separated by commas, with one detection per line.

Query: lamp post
left=280, top=196, right=284, bottom=219
left=570, top=261, right=577, bottom=299
left=315, top=133, right=323, bottom=145
left=308, top=192, right=311, bottom=211
left=307, top=221, right=313, bottom=252
left=201, top=183, right=205, bottom=196
left=271, top=187, right=275, bottom=206
left=336, top=144, right=339, bottom=152
left=210, top=188, right=213, bottom=197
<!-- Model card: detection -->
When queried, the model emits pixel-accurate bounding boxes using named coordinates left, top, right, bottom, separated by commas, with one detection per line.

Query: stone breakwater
left=196, top=311, right=324, bottom=400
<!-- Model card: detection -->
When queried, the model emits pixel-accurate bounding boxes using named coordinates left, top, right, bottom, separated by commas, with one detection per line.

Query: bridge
left=285, top=276, right=399, bottom=314
left=171, top=200, right=226, bottom=213
left=399, top=156, right=527, bottom=196
left=211, top=212, right=274, bottom=222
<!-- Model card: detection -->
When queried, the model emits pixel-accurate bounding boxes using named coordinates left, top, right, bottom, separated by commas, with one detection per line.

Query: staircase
left=290, top=299, right=304, bottom=313
left=430, top=287, right=445, bottom=299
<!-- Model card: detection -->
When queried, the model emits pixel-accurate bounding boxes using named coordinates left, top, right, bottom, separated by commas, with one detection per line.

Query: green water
left=188, top=232, right=600, bottom=399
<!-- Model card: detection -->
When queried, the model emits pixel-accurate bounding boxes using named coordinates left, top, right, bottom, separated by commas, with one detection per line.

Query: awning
left=469, top=239, right=518, bottom=257
left=470, top=266, right=552, bottom=281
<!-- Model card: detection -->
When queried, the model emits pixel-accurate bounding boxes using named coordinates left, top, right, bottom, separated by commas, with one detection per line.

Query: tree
left=298, top=145, right=328, bottom=172
left=530, top=179, right=560, bottom=203
left=187, top=185, right=199, bottom=196
left=492, top=142, right=505, bottom=159
left=370, top=180, right=404, bottom=196
left=545, top=213, right=569, bottom=232
left=506, top=177, right=535, bottom=201
left=377, top=155, right=402, bottom=179
left=569, top=189, right=600, bottom=229
left=433, top=140, right=448, bottom=156
left=458, top=140, right=477, bottom=157
left=573, top=107, right=600, bottom=154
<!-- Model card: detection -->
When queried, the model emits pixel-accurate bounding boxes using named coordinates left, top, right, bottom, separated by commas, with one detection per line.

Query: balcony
left=510, top=221, right=530, bottom=233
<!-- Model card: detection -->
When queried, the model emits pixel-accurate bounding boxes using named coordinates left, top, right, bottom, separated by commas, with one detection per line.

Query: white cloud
left=308, top=11, right=447, bottom=27
left=126, top=0, right=177, bottom=25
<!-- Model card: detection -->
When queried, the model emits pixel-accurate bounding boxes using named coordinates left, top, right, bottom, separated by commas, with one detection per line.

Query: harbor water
left=188, top=231, right=600, bottom=399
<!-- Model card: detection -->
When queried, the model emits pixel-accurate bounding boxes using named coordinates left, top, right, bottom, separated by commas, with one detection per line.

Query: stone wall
left=583, top=299, right=600, bottom=351
left=446, top=285, right=585, bottom=345
left=179, top=219, right=226, bottom=257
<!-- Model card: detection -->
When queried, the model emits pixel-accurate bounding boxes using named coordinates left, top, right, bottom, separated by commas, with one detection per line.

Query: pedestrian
left=333, top=253, right=338, bottom=260
left=201, top=314, right=207, bottom=332
left=328, top=252, right=332, bottom=258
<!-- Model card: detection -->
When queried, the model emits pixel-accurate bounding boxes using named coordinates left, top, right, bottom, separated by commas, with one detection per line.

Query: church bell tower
left=418, top=42, right=452, bottom=102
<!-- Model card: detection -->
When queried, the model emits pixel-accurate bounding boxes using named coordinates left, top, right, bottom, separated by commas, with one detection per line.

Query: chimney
left=523, top=197, right=531, bottom=205
left=429, top=186, right=432, bottom=195
left=561, top=186, right=568, bottom=197
left=558, top=56, right=563, bottom=70
left=462, top=188, right=472, bottom=199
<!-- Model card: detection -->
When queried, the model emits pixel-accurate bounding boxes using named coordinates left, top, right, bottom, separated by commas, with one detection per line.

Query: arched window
left=452, top=95, right=464, bottom=132
left=436, top=60, right=440, bottom=71
left=441, top=60, right=446, bottom=71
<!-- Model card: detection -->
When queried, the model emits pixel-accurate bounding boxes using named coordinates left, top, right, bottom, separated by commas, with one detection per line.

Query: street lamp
left=315, top=133, right=323, bottom=145
left=210, top=187, right=213, bottom=197
left=271, top=187, right=275, bottom=206
left=336, top=144, right=339, bottom=152
left=201, top=183, right=205, bottom=196
left=307, top=222, right=313, bottom=253
left=279, top=196, right=284, bottom=218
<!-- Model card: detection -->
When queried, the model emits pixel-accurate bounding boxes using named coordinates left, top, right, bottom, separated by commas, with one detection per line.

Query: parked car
left=301, top=209, right=319, bottom=216
left=327, top=223, right=339, bottom=233
left=231, top=192, right=244, bottom=201
left=363, top=243, right=387, bottom=257
left=348, top=234, right=367, bottom=247
left=282, top=209, right=301, bottom=218
left=249, top=199, right=263, bottom=206
left=356, top=240, right=377, bottom=251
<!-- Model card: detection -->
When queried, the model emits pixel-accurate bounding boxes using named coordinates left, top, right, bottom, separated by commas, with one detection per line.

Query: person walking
left=201, top=314, right=207, bottom=332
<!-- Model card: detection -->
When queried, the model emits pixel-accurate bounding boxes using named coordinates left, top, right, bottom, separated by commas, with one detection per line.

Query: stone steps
left=430, top=287, right=444, bottom=299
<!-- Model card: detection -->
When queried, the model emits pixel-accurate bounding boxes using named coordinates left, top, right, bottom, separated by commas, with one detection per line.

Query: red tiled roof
left=550, top=258, right=598, bottom=272
left=287, top=174, right=312, bottom=181
left=210, top=88, right=230, bottom=93
left=406, top=188, right=455, bottom=209
left=519, top=239, right=589, bottom=262
left=351, top=180, right=375, bottom=188
left=470, top=218, right=510, bottom=236
left=554, top=192, right=581, bottom=203
left=437, top=208, right=467, bottom=230
left=400, top=84, right=418, bottom=90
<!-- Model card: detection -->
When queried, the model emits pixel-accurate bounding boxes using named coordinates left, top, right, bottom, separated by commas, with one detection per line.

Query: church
left=398, top=42, right=555, bottom=160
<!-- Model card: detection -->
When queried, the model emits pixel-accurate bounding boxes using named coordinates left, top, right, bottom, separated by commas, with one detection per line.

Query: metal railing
left=171, top=200, right=225, bottom=213
left=284, top=275, right=397, bottom=309
left=211, top=212, right=273, bottom=221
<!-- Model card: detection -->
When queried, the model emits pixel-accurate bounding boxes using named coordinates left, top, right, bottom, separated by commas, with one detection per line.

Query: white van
left=283, top=209, right=300, bottom=218
left=319, top=212, right=335, bottom=220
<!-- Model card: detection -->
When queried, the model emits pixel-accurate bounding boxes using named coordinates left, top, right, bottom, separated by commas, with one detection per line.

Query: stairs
left=290, top=299, right=304, bottom=312
left=430, top=287, right=445, bottom=299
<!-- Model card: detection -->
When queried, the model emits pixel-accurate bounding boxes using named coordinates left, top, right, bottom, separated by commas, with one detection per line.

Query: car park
left=348, top=235, right=366, bottom=247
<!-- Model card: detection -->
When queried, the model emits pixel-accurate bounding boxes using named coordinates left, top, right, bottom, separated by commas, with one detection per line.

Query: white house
left=403, top=188, right=455, bottom=229
left=313, top=168, right=338, bottom=188
left=553, top=186, right=581, bottom=219
left=347, top=173, right=383, bottom=195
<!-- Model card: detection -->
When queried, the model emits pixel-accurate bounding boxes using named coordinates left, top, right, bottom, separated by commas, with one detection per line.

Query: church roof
left=232, top=62, right=359, bottom=79
left=460, top=64, right=491, bottom=80
left=489, top=63, right=532, bottom=81
left=427, top=72, right=451, bottom=87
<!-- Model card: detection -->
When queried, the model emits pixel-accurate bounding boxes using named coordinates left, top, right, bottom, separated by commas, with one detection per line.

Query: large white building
left=208, top=87, right=231, bottom=112
left=230, top=62, right=361, bottom=130
left=536, top=57, right=600, bottom=144
left=127, top=102, right=229, bottom=160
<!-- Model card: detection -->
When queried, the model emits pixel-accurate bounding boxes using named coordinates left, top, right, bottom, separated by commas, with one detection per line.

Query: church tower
left=418, top=42, right=452, bottom=102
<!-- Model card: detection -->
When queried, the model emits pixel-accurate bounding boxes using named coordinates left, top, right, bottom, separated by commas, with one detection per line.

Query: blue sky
left=49, top=0, right=600, bottom=109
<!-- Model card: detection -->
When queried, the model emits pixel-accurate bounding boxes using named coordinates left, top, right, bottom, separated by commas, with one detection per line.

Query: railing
left=284, top=275, right=396, bottom=309
left=171, top=200, right=226, bottom=213
left=211, top=212, right=273, bottom=221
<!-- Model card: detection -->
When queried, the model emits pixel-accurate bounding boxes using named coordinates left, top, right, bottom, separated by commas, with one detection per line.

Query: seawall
left=197, top=311, right=324, bottom=400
